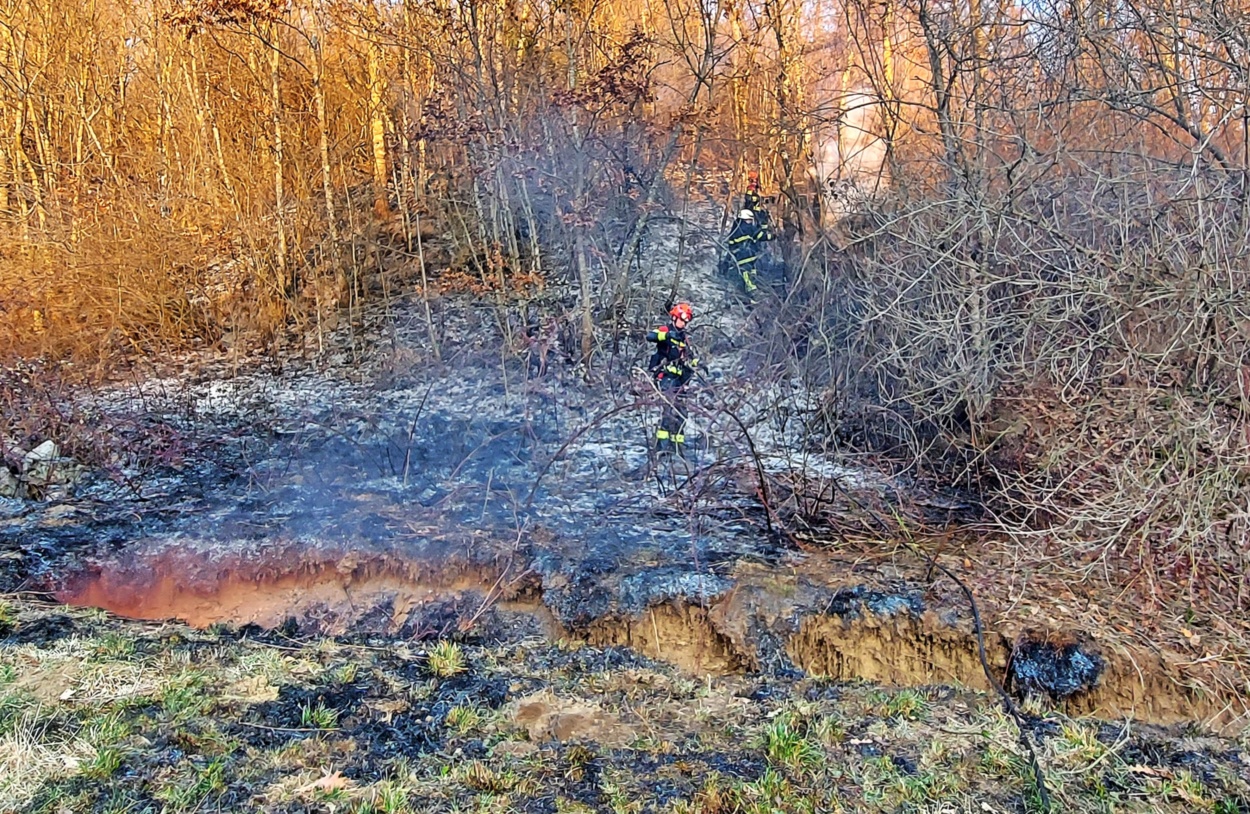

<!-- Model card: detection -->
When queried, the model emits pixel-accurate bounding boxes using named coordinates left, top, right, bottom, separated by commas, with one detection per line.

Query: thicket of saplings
left=0, top=0, right=1246, bottom=622
left=792, top=156, right=1247, bottom=619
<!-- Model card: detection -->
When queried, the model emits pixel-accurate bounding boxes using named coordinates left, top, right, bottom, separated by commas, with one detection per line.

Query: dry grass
left=1, top=599, right=1247, bottom=813
left=0, top=197, right=227, bottom=364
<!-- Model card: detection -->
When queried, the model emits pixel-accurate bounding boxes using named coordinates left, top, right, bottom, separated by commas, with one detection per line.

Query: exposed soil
left=46, top=535, right=1249, bottom=734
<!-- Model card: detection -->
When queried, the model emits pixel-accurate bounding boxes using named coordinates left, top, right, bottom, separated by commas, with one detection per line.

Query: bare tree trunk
left=155, top=10, right=172, bottom=211
left=29, top=96, right=56, bottom=215
left=880, top=0, right=898, bottom=142
left=13, top=93, right=43, bottom=230
left=0, top=22, right=17, bottom=224
left=414, top=209, right=440, bottom=361
left=268, top=20, right=288, bottom=287
left=368, top=34, right=389, bottom=219
left=577, top=231, right=593, bottom=368
left=967, top=0, right=991, bottom=431
left=186, top=40, right=237, bottom=210
left=182, top=48, right=212, bottom=207
left=312, top=30, right=337, bottom=243
left=515, top=167, right=542, bottom=275
left=0, top=132, right=8, bottom=216
left=728, top=0, right=749, bottom=148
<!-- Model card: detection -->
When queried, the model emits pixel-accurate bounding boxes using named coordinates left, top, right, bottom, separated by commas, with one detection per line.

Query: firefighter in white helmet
left=724, top=208, right=774, bottom=303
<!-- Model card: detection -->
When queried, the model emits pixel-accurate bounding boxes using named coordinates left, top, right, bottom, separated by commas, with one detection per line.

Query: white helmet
left=738, top=209, right=755, bottom=221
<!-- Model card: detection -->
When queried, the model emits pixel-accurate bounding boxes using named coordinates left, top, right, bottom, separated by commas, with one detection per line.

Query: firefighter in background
left=724, top=208, right=774, bottom=303
left=647, top=302, right=699, bottom=454
left=742, top=170, right=769, bottom=223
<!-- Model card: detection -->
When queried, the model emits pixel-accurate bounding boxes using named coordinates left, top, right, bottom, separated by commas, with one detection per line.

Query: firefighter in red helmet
left=647, top=302, right=699, bottom=454
left=743, top=170, right=765, bottom=218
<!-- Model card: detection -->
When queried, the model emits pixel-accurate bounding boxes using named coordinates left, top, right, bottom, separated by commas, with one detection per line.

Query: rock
left=22, top=441, right=59, bottom=488
left=0, top=467, right=21, bottom=498
left=22, top=441, right=59, bottom=470
left=20, top=440, right=82, bottom=493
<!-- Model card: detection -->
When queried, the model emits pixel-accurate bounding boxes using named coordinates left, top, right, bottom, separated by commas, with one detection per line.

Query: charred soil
left=2, top=207, right=1250, bottom=811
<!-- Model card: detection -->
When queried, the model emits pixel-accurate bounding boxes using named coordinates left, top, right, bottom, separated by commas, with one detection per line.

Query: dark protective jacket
left=646, top=324, right=696, bottom=386
left=743, top=189, right=770, bottom=224
left=726, top=216, right=774, bottom=263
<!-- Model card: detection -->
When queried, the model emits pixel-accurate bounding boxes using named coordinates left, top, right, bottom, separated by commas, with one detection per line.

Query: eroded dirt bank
left=50, top=537, right=1249, bottom=734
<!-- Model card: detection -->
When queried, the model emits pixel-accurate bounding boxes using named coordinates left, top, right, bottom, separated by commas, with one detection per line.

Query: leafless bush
left=785, top=144, right=1250, bottom=613
left=734, top=0, right=1250, bottom=616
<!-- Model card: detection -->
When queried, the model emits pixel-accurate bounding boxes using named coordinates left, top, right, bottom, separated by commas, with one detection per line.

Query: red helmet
left=669, top=302, right=693, bottom=322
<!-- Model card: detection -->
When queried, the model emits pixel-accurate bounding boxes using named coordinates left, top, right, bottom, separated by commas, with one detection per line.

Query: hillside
left=2, top=203, right=1250, bottom=811
left=3, top=0, right=1250, bottom=810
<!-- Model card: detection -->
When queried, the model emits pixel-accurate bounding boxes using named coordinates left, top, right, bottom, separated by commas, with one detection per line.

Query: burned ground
left=2, top=204, right=1250, bottom=811
left=4, top=601, right=1249, bottom=813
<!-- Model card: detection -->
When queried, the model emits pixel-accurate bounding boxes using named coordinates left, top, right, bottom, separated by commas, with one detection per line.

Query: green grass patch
left=300, top=699, right=341, bottom=729
left=759, top=713, right=823, bottom=772
left=160, top=671, right=214, bottom=722
left=875, top=687, right=930, bottom=721
left=154, top=756, right=228, bottom=811
left=427, top=640, right=467, bottom=678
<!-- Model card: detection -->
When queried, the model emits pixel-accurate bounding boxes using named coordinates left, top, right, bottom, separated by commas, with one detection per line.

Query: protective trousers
left=655, top=374, right=687, bottom=453
left=726, top=225, right=767, bottom=300
left=733, top=253, right=759, bottom=297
